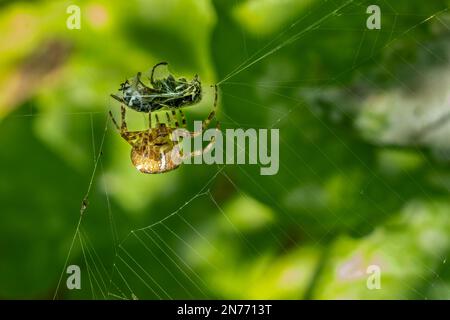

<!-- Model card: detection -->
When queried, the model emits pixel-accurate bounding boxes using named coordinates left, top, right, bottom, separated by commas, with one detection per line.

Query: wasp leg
left=135, top=72, right=150, bottom=88
left=150, top=62, right=169, bottom=86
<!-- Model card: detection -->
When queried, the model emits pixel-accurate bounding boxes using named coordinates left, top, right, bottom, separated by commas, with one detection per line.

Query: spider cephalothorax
left=111, top=62, right=202, bottom=113
left=109, top=86, right=218, bottom=174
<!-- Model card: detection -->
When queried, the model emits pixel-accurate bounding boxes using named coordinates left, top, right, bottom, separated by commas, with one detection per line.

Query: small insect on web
left=110, top=62, right=202, bottom=112
left=109, top=83, right=220, bottom=174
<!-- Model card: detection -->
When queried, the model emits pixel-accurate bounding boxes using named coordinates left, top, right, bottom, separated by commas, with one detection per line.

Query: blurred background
left=0, top=0, right=449, bottom=300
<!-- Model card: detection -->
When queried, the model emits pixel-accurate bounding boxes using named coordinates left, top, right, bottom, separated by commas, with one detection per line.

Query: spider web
left=46, top=0, right=450, bottom=300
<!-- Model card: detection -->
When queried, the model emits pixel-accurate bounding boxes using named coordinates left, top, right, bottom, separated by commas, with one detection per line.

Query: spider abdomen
left=130, top=146, right=180, bottom=174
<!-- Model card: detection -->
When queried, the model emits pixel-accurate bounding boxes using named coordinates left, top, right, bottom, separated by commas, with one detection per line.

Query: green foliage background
left=0, top=0, right=449, bottom=299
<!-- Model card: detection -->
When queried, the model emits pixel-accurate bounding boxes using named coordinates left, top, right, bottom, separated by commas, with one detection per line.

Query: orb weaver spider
left=111, top=62, right=202, bottom=113
left=109, top=85, right=219, bottom=174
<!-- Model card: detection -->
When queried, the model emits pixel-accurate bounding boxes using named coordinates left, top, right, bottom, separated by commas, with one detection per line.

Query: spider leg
left=183, top=121, right=221, bottom=161
left=108, top=105, right=128, bottom=133
left=109, top=106, right=137, bottom=146
left=148, top=111, right=152, bottom=129
left=202, top=138, right=216, bottom=155
left=155, top=113, right=160, bottom=125
left=170, top=110, right=180, bottom=128
left=202, top=85, right=218, bottom=131
left=157, top=104, right=180, bottom=129
left=165, top=112, right=173, bottom=127
left=178, top=109, right=187, bottom=128
left=120, top=105, right=128, bottom=132
left=189, top=86, right=219, bottom=138
left=150, top=62, right=168, bottom=86
left=184, top=133, right=218, bottom=159
left=109, top=106, right=142, bottom=146
left=108, top=110, right=120, bottom=131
